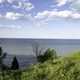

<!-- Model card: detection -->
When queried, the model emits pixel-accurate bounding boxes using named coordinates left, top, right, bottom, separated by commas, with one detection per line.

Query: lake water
left=0, top=39, right=80, bottom=55
left=1, top=38, right=80, bottom=68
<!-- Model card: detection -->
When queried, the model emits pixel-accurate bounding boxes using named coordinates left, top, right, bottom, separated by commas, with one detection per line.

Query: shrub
left=37, top=48, right=58, bottom=63
left=11, top=56, right=19, bottom=70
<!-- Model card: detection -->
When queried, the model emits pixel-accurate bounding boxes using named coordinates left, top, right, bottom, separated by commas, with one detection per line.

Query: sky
left=0, top=0, right=80, bottom=39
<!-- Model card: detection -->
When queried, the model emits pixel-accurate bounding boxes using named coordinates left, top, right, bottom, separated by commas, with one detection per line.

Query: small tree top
left=11, top=56, right=19, bottom=70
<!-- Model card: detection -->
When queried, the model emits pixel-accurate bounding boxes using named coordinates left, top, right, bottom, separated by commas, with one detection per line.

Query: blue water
left=1, top=38, right=80, bottom=69
left=0, top=39, right=80, bottom=55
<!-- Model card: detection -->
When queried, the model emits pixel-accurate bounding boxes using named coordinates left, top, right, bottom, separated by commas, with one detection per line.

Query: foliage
left=1, top=57, right=80, bottom=80
left=1, top=50, right=80, bottom=80
left=68, top=51, right=80, bottom=60
left=21, top=58, right=80, bottom=80
left=11, top=56, right=19, bottom=70
left=37, top=48, right=58, bottom=63
left=0, top=47, right=7, bottom=70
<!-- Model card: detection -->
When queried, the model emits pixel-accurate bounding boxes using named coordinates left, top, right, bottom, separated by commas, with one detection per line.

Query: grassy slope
left=67, top=51, right=80, bottom=60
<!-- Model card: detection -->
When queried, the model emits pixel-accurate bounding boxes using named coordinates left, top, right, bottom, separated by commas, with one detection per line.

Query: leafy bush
left=37, top=48, right=58, bottom=63
left=0, top=47, right=8, bottom=70
left=11, top=56, right=19, bottom=70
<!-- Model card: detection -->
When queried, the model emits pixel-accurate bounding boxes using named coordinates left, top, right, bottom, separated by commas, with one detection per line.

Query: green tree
left=0, top=47, right=7, bottom=70
left=0, top=47, right=7, bottom=80
left=11, top=56, right=19, bottom=70
left=44, top=48, right=57, bottom=59
left=38, top=48, right=58, bottom=63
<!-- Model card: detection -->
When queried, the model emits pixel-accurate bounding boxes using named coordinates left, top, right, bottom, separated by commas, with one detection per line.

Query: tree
left=32, top=41, right=44, bottom=61
left=44, top=48, right=57, bottom=59
left=11, top=56, right=19, bottom=70
left=38, top=48, right=58, bottom=63
left=0, top=47, right=7, bottom=70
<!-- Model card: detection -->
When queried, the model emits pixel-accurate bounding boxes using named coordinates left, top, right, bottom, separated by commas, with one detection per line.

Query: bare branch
left=32, top=40, right=44, bottom=60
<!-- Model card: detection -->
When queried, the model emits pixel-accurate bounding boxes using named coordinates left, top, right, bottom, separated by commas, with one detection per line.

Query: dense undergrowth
left=1, top=51, right=80, bottom=80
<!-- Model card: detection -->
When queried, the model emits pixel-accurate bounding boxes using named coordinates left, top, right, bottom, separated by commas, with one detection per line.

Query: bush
left=37, top=48, right=58, bottom=63
left=11, top=56, right=19, bottom=70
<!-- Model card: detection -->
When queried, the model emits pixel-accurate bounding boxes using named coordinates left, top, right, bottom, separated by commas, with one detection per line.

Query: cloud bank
left=35, top=10, right=80, bottom=20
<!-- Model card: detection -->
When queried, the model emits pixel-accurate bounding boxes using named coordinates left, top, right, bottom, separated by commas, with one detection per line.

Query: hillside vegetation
left=1, top=49, right=80, bottom=80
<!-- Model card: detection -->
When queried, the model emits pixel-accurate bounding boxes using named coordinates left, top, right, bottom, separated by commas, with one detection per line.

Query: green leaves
left=37, top=48, right=58, bottom=63
left=21, top=56, right=80, bottom=80
left=0, top=47, right=7, bottom=70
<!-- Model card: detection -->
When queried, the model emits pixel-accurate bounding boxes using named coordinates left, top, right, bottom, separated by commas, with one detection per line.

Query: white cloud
left=56, top=0, right=67, bottom=7
left=7, top=0, right=15, bottom=3
left=0, top=0, right=34, bottom=20
left=0, top=0, right=15, bottom=3
left=0, top=14, right=3, bottom=18
left=13, top=1, right=34, bottom=11
left=0, top=12, right=34, bottom=21
left=71, top=13, right=80, bottom=19
left=56, top=10, right=72, bottom=18
left=0, top=12, right=27, bottom=20
left=56, top=0, right=75, bottom=7
left=5, top=12, right=24, bottom=20
left=0, top=0, right=34, bottom=11
left=56, top=0, right=80, bottom=11
left=35, top=11, right=50, bottom=19
left=35, top=10, right=80, bottom=20
left=0, top=0, right=4, bottom=3
left=23, top=2, right=34, bottom=11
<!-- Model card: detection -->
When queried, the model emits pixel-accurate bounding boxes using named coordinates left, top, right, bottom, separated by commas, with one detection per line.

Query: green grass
left=67, top=51, right=80, bottom=60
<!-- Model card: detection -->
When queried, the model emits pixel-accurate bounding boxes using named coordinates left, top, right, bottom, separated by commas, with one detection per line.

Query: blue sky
left=0, top=0, right=80, bottom=38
